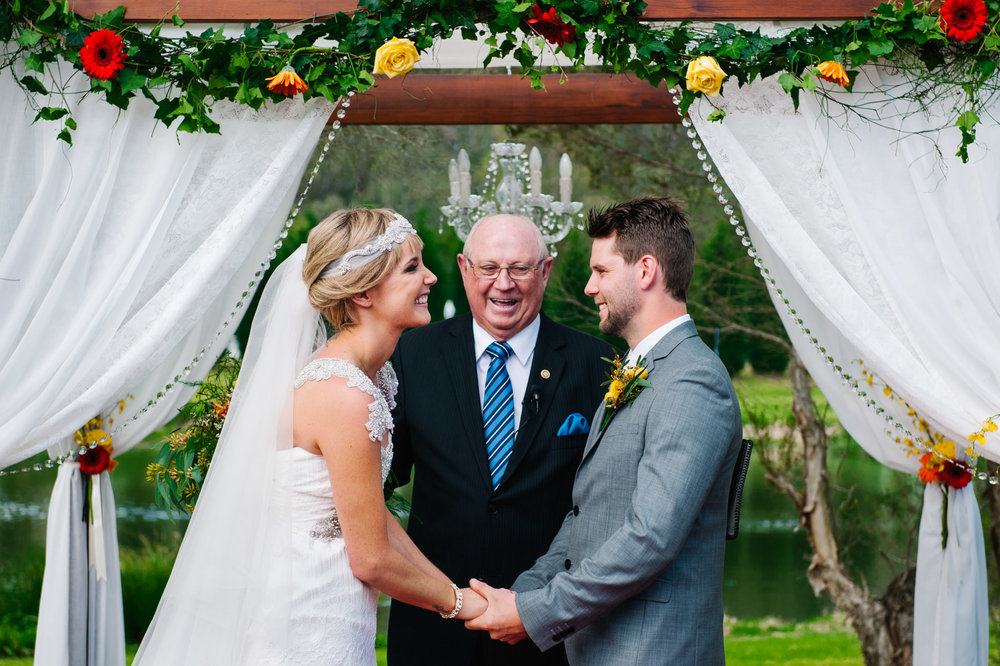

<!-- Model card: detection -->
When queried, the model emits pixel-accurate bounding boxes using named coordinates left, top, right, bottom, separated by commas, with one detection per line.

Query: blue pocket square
left=557, top=413, right=590, bottom=436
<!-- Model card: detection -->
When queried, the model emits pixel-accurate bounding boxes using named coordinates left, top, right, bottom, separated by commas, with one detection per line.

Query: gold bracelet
left=439, top=583, right=463, bottom=619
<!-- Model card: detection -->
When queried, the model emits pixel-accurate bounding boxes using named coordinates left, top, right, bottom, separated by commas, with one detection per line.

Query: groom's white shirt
left=626, top=314, right=691, bottom=364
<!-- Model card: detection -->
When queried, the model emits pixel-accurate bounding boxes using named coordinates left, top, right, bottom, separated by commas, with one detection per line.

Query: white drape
left=691, top=65, right=995, bottom=664
left=1, top=66, right=334, bottom=664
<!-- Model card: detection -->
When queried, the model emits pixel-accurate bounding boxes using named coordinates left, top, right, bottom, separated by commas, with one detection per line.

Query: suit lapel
left=497, top=314, right=563, bottom=488
left=581, top=398, right=609, bottom=462
left=444, top=316, right=493, bottom=491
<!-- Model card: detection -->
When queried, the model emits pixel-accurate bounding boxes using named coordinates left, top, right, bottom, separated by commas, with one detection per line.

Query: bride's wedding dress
left=134, top=247, right=398, bottom=665
left=245, top=358, right=397, bottom=665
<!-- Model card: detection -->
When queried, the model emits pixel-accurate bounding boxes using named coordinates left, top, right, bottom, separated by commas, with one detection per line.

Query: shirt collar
left=472, top=314, right=541, bottom=367
left=628, top=314, right=691, bottom=363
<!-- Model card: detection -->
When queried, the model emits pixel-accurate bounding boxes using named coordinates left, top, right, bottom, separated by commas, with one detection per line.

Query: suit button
left=487, top=503, right=498, bottom=515
left=572, top=505, right=580, bottom=516
left=564, top=558, right=572, bottom=570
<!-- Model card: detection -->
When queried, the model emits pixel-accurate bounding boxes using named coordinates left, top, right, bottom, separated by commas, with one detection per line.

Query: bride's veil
left=134, top=245, right=326, bottom=664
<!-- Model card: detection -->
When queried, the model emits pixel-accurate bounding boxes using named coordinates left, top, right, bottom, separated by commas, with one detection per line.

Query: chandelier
left=441, top=142, right=584, bottom=249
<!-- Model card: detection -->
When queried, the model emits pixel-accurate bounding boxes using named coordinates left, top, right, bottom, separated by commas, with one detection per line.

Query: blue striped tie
left=483, top=341, right=515, bottom=488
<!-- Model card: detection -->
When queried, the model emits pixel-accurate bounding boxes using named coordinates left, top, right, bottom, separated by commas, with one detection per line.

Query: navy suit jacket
left=386, top=312, right=611, bottom=666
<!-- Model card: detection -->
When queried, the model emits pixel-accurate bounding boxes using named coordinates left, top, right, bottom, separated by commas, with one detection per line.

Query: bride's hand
left=455, top=586, right=487, bottom=620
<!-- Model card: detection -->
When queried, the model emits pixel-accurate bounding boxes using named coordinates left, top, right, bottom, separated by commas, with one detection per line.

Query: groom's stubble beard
left=598, top=282, right=640, bottom=339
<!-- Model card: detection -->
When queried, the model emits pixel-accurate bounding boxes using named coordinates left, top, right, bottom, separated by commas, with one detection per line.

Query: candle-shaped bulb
left=448, top=159, right=460, bottom=199
left=529, top=147, right=542, bottom=196
left=559, top=153, right=572, bottom=204
left=458, top=149, right=471, bottom=201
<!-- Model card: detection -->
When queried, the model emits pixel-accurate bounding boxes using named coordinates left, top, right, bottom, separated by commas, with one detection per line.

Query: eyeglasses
left=467, top=260, right=544, bottom=281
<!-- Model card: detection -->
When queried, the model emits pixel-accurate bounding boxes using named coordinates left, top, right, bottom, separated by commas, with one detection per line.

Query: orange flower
left=266, top=67, right=308, bottom=96
left=816, top=61, right=850, bottom=88
left=917, top=452, right=941, bottom=484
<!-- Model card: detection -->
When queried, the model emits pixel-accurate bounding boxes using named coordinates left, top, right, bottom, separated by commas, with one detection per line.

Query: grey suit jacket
left=512, top=319, right=742, bottom=666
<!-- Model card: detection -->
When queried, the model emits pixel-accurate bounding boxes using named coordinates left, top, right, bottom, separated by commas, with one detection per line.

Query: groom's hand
left=464, top=578, right=528, bottom=644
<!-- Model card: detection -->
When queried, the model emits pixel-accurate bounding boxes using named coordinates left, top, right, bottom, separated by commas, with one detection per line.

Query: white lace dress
left=246, top=358, right=396, bottom=665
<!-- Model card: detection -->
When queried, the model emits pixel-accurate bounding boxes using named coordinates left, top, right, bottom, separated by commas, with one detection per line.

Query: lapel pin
left=540, top=369, right=551, bottom=379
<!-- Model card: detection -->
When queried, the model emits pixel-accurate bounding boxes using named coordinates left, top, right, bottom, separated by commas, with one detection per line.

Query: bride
left=135, top=208, right=486, bottom=664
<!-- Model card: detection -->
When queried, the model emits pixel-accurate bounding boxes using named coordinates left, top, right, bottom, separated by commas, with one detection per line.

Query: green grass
left=725, top=616, right=862, bottom=665
left=0, top=616, right=995, bottom=665
left=733, top=371, right=833, bottom=427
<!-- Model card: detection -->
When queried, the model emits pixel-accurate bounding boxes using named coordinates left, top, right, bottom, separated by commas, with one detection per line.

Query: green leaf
left=17, top=29, right=42, bottom=47
left=23, top=53, right=44, bottom=72
left=171, top=13, right=184, bottom=27
left=777, top=72, right=797, bottom=93
left=117, top=69, right=147, bottom=93
left=38, top=3, right=57, bottom=21
left=866, top=40, right=894, bottom=56
left=33, top=106, right=69, bottom=121
left=956, top=109, right=980, bottom=132
left=56, top=129, right=73, bottom=145
left=65, top=117, right=77, bottom=130
left=177, top=53, right=202, bottom=76
left=20, top=75, right=48, bottom=95
left=707, top=109, right=726, bottom=122
left=801, top=72, right=818, bottom=92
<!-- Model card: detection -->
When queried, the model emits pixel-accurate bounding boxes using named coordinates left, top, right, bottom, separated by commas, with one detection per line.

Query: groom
left=467, top=196, right=743, bottom=665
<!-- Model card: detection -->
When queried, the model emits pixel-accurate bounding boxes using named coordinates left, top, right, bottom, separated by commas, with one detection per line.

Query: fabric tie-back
left=691, top=64, right=995, bottom=665
left=0, top=62, right=334, bottom=665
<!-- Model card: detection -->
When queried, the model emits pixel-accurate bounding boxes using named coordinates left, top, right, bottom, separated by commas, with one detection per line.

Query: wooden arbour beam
left=71, top=0, right=877, bottom=22
left=343, top=74, right=682, bottom=125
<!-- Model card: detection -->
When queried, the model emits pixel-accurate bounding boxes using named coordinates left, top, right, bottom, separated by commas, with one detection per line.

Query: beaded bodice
left=285, top=358, right=397, bottom=540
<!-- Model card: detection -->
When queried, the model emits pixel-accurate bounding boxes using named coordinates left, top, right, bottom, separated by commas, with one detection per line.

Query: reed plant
left=118, top=538, right=178, bottom=644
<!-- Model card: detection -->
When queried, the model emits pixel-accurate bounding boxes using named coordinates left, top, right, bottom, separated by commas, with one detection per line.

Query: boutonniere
left=600, top=354, right=652, bottom=431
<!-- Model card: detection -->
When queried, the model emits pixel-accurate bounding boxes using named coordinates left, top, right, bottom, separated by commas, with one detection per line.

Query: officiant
left=386, top=214, right=610, bottom=666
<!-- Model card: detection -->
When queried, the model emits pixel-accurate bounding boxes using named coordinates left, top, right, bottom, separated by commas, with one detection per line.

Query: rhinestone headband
left=316, top=213, right=416, bottom=280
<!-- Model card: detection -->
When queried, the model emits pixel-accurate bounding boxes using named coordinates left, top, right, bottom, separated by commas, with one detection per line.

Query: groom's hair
left=587, top=196, right=695, bottom=302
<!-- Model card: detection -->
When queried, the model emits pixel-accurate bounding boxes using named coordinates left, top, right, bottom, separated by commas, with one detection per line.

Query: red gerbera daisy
left=79, top=29, right=127, bottom=81
left=939, top=459, right=973, bottom=489
left=525, top=4, right=575, bottom=47
left=939, top=0, right=988, bottom=42
left=78, top=445, right=114, bottom=475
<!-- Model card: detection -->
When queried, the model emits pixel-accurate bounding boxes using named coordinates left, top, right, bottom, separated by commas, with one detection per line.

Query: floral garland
left=4, top=1, right=1000, bottom=158
left=859, top=363, right=999, bottom=547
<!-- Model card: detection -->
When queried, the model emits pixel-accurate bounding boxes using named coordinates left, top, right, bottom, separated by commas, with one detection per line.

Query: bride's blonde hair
left=302, top=208, right=422, bottom=332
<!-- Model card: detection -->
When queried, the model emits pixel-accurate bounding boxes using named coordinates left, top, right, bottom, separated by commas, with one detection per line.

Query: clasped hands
left=457, top=578, right=528, bottom=644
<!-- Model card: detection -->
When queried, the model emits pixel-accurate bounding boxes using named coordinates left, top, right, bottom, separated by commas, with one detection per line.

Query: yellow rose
left=685, top=56, right=727, bottom=97
left=373, top=37, right=420, bottom=79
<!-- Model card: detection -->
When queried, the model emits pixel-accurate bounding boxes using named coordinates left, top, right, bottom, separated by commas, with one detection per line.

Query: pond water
left=1, top=441, right=913, bottom=626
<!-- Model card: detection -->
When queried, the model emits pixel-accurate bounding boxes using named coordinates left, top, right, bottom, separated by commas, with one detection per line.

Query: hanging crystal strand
left=0, top=95, right=353, bottom=478
left=665, top=89, right=996, bottom=485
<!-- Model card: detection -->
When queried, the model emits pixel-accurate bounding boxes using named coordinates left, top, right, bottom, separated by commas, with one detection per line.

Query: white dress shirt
left=626, top=314, right=692, bottom=364
left=472, top=314, right=540, bottom=431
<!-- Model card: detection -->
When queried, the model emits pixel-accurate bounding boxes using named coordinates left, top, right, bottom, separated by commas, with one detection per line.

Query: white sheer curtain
left=1, top=66, right=334, bottom=664
left=691, top=65, right=996, bottom=664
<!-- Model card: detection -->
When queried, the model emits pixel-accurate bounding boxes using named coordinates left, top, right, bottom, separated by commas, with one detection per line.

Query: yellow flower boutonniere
left=600, top=354, right=652, bottom=431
